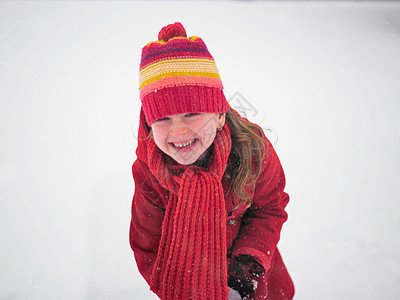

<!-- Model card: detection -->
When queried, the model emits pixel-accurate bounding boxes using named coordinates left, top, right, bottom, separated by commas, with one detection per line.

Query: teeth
left=173, top=139, right=195, bottom=148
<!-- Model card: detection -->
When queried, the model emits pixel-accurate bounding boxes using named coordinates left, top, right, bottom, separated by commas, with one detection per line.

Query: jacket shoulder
left=132, top=158, right=168, bottom=208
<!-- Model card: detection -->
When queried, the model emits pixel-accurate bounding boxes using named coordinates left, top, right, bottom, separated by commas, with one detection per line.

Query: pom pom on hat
left=158, top=22, right=187, bottom=42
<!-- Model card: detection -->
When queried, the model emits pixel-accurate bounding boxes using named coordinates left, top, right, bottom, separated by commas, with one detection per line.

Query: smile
left=171, top=139, right=197, bottom=148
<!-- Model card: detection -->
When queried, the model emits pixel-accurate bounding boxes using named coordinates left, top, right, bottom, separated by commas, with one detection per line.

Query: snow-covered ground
left=1, top=1, right=399, bottom=299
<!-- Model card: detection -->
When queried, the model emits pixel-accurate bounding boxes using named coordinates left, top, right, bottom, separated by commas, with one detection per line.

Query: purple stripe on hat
left=140, top=41, right=211, bottom=64
left=141, top=47, right=210, bottom=64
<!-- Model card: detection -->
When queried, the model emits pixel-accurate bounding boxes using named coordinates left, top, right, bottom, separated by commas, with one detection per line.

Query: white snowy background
left=1, top=1, right=399, bottom=299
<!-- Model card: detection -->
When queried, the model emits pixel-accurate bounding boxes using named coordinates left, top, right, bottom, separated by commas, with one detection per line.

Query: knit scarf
left=138, top=110, right=231, bottom=299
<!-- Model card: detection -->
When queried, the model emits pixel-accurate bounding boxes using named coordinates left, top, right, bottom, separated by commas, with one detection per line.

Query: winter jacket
left=130, top=131, right=294, bottom=299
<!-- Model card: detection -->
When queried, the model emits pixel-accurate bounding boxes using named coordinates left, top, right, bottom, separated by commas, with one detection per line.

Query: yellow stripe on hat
left=139, top=58, right=220, bottom=87
left=140, top=57, right=219, bottom=75
left=140, top=71, right=221, bottom=90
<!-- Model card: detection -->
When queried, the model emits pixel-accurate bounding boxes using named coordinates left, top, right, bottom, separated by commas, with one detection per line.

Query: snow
left=1, top=1, right=400, bottom=299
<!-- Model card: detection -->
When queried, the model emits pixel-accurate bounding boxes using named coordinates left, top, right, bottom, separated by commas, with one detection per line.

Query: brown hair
left=225, top=110, right=267, bottom=210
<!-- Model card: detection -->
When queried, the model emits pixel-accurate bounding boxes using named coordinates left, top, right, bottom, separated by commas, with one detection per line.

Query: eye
left=155, top=117, right=170, bottom=122
left=185, top=113, right=200, bottom=117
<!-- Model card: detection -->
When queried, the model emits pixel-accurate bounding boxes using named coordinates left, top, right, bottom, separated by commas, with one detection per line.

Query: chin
left=173, top=155, right=199, bottom=166
left=167, top=144, right=206, bottom=166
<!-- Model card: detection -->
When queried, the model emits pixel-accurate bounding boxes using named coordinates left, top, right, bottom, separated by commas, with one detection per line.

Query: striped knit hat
left=139, top=22, right=230, bottom=125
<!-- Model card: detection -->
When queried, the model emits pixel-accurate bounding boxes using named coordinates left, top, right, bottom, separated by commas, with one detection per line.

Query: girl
left=130, top=22, right=294, bottom=300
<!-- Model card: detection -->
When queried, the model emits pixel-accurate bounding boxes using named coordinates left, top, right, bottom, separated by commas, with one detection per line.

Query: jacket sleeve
left=229, top=137, right=290, bottom=273
left=129, top=159, right=166, bottom=286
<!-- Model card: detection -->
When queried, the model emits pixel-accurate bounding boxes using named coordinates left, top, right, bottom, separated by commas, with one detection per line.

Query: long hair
left=225, top=109, right=267, bottom=210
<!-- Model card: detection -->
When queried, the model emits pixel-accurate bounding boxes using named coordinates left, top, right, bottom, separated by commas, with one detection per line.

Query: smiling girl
left=150, top=112, right=226, bottom=166
left=129, top=22, right=294, bottom=300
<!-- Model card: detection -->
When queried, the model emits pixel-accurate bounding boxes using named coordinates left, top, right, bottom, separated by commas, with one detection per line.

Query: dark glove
left=228, top=255, right=265, bottom=299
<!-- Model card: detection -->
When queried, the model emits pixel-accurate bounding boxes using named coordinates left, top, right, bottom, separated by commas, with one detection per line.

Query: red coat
left=130, top=136, right=294, bottom=299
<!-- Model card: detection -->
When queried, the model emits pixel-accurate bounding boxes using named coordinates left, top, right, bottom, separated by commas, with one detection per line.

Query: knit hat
left=139, top=22, right=230, bottom=125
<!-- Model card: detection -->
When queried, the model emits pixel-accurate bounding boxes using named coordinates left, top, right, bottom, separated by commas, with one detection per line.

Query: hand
left=228, top=255, right=265, bottom=299
left=228, top=287, right=242, bottom=300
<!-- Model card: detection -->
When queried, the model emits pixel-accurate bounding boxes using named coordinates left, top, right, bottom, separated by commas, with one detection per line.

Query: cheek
left=197, top=124, right=217, bottom=146
left=151, top=126, right=168, bottom=147
left=203, top=131, right=217, bottom=146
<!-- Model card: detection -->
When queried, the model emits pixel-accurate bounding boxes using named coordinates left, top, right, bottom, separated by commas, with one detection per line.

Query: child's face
left=150, top=112, right=226, bottom=165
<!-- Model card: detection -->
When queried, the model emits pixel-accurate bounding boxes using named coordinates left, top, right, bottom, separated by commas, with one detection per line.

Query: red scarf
left=137, top=109, right=231, bottom=299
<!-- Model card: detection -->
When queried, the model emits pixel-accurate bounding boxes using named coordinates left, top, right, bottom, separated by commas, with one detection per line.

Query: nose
left=170, top=119, right=188, bottom=137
